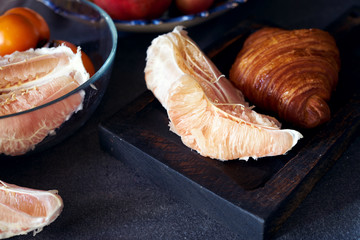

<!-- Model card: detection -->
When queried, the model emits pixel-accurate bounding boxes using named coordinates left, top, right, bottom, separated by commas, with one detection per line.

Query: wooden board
left=99, top=8, right=360, bottom=240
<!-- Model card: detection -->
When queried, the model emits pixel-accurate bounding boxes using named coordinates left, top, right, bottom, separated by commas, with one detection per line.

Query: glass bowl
left=0, top=0, right=117, bottom=157
left=113, top=0, right=247, bottom=32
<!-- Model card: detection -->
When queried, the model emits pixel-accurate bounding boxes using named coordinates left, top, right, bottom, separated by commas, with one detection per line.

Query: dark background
left=2, top=0, right=360, bottom=239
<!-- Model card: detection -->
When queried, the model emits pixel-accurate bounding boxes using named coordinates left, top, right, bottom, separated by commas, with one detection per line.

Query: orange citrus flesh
left=0, top=180, right=63, bottom=238
left=145, top=26, right=302, bottom=161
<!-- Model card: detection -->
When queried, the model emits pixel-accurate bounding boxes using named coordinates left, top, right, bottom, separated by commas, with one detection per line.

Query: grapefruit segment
left=0, top=46, right=89, bottom=156
left=167, top=75, right=301, bottom=160
left=145, top=26, right=302, bottom=160
left=0, top=180, right=63, bottom=239
left=0, top=46, right=88, bottom=92
left=0, top=55, right=61, bottom=89
left=0, top=88, right=84, bottom=156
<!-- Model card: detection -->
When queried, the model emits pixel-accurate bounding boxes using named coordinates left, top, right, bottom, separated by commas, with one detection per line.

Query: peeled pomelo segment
left=145, top=26, right=302, bottom=161
left=0, top=45, right=89, bottom=93
left=0, top=54, right=68, bottom=89
left=0, top=180, right=63, bottom=239
left=167, top=75, right=302, bottom=160
left=0, top=45, right=89, bottom=156
left=0, top=76, right=84, bottom=156
left=0, top=89, right=84, bottom=156
left=0, top=76, right=82, bottom=115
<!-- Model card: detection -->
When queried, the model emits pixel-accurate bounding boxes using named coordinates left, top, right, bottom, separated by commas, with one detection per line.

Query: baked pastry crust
left=229, top=27, right=340, bottom=128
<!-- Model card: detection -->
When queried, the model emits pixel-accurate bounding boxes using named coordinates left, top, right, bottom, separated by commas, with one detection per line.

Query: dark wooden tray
left=99, top=8, right=360, bottom=240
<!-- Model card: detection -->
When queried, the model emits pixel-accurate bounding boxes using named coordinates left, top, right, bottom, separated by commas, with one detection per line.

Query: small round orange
left=52, top=40, right=96, bottom=77
left=5, top=7, right=50, bottom=46
left=0, top=13, right=39, bottom=56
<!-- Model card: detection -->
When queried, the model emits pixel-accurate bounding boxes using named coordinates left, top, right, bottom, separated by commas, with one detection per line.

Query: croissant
left=229, top=27, right=340, bottom=128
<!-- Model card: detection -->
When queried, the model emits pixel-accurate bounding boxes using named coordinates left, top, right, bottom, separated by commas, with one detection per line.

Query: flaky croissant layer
left=229, top=27, right=340, bottom=128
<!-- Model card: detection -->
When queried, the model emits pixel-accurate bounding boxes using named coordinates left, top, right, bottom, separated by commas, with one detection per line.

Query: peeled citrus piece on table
left=0, top=180, right=63, bottom=239
left=144, top=26, right=303, bottom=161
left=0, top=45, right=89, bottom=156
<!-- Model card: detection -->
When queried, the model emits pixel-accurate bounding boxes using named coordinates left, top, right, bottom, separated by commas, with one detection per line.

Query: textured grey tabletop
left=2, top=0, right=360, bottom=239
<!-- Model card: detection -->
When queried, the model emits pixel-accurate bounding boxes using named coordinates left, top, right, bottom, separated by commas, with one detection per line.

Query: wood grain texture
left=99, top=8, right=360, bottom=240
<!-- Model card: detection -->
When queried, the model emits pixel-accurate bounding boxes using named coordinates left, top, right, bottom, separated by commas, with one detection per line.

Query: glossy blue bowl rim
left=0, top=0, right=118, bottom=119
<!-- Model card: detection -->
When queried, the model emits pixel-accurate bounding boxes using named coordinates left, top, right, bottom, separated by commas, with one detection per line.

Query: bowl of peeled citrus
left=0, top=0, right=117, bottom=157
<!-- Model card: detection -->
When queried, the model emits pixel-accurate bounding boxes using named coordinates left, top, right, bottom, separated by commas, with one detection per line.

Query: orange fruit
left=0, top=13, right=39, bottom=56
left=0, top=180, right=63, bottom=238
left=4, top=7, right=50, bottom=47
left=51, top=40, right=95, bottom=77
left=0, top=45, right=89, bottom=156
left=144, top=27, right=302, bottom=160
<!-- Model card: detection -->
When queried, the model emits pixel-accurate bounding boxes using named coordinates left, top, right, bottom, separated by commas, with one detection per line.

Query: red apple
left=93, top=0, right=172, bottom=20
left=175, top=0, right=214, bottom=15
